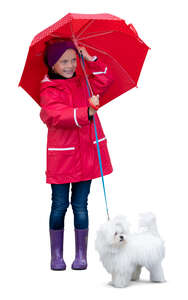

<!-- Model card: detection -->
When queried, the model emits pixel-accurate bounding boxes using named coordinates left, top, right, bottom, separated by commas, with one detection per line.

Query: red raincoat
left=39, top=57, right=114, bottom=184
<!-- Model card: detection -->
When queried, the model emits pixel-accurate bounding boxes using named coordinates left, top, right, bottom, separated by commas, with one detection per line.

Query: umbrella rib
left=76, top=19, right=95, bottom=39
left=79, top=41, right=136, bottom=86
left=78, top=30, right=115, bottom=41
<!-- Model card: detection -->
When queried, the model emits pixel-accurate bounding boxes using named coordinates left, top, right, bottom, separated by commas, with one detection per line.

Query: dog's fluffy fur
left=95, top=212, right=165, bottom=288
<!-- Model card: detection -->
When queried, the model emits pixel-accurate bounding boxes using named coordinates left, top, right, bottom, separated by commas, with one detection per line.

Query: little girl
left=40, top=38, right=114, bottom=270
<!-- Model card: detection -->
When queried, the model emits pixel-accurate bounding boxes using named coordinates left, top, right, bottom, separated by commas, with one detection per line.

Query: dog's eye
left=114, top=232, right=118, bottom=236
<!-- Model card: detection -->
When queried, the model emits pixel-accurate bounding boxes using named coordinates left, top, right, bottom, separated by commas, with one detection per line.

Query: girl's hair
left=43, top=37, right=72, bottom=69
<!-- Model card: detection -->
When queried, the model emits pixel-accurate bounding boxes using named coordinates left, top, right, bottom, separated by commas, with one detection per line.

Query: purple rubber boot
left=50, top=229, right=66, bottom=270
left=71, top=228, right=88, bottom=270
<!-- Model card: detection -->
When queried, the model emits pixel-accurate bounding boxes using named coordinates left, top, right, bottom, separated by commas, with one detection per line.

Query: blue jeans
left=49, top=180, right=92, bottom=230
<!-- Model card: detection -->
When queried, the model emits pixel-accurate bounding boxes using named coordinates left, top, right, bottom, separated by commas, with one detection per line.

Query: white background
left=1, top=0, right=187, bottom=298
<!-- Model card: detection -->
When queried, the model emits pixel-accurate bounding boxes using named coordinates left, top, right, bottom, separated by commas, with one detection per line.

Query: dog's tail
left=138, top=212, right=160, bottom=236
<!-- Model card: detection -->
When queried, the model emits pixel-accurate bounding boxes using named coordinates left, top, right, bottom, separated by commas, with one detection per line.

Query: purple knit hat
left=45, top=40, right=79, bottom=68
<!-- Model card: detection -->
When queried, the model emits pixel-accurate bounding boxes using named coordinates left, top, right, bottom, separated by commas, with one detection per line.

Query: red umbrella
left=18, top=12, right=150, bottom=107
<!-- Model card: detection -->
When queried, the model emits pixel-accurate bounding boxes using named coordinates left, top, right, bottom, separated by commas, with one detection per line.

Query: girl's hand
left=77, top=46, right=94, bottom=61
left=90, top=94, right=99, bottom=107
left=89, top=95, right=100, bottom=116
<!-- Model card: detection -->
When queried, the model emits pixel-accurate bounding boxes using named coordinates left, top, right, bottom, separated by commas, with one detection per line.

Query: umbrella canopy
left=18, top=13, right=150, bottom=107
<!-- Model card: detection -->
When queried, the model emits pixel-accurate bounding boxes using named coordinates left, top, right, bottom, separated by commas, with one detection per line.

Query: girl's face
left=52, top=49, right=77, bottom=78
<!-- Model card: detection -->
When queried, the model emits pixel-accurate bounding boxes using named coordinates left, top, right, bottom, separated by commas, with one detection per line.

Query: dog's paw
left=111, top=280, right=129, bottom=288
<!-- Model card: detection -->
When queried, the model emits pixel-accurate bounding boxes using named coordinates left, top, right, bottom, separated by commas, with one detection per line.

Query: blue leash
left=80, top=53, right=110, bottom=221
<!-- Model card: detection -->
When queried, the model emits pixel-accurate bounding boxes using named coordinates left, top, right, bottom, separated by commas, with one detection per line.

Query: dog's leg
left=131, top=265, right=142, bottom=281
left=149, top=263, right=165, bottom=282
left=111, top=272, right=131, bottom=288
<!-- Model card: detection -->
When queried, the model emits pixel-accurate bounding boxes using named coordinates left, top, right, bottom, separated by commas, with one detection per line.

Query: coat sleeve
left=85, top=57, right=114, bottom=96
left=39, top=87, right=90, bottom=129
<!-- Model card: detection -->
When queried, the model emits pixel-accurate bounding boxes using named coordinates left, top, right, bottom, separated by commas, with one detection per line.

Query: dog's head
left=95, top=215, right=130, bottom=255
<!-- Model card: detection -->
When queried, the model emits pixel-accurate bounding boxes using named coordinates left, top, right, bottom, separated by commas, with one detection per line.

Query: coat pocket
left=47, top=146, right=78, bottom=175
left=48, top=146, right=76, bottom=153
left=93, top=137, right=109, bottom=169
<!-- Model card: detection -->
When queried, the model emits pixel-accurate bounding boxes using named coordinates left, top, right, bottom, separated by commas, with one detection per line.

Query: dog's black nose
left=120, top=235, right=124, bottom=241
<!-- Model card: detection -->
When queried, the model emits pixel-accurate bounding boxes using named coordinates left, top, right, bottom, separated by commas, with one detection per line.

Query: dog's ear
left=113, top=215, right=130, bottom=233
left=95, top=222, right=109, bottom=242
left=95, top=223, right=110, bottom=253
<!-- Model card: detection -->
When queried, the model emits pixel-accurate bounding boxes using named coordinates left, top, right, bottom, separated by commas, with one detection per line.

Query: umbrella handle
left=80, top=52, right=110, bottom=221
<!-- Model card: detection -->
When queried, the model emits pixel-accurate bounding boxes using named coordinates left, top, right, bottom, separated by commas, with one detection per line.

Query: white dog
left=95, top=212, right=165, bottom=288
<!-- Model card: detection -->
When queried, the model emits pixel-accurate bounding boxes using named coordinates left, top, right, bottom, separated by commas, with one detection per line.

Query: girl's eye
left=60, top=59, right=76, bottom=63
